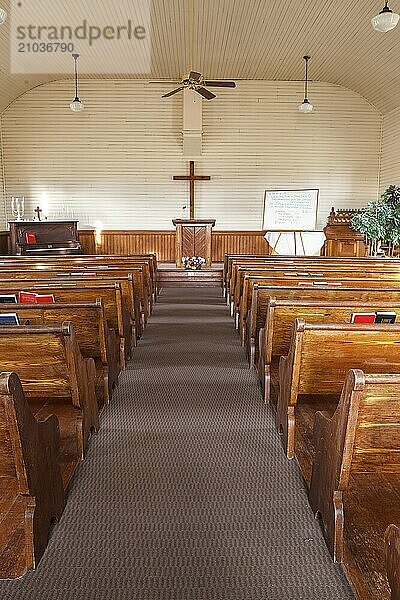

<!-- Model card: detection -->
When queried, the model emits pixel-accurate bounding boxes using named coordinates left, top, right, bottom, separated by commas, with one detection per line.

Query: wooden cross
left=173, top=161, right=210, bottom=220
left=34, top=206, right=42, bottom=221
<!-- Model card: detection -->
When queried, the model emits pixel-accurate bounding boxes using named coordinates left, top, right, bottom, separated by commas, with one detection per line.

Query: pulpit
left=172, top=219, right=215, bottom=268
left=323, top=208, right=367, bottom=257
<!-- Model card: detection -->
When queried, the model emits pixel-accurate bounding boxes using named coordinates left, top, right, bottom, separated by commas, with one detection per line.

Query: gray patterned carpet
left=0, top=287, right=354, bottom=600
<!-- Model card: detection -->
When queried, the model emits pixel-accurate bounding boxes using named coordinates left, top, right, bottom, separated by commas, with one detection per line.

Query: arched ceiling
left=0, top=0, right=399, bottom=114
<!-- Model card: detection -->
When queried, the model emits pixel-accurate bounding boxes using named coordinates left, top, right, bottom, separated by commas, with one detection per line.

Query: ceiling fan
left=162, top=71, right=236, bottom=100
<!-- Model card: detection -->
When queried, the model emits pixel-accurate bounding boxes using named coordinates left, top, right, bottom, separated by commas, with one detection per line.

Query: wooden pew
left=0, top=270, right=143, bottom=341
left=385, top=525, right=400, bottom=600
left=239, top=274, right=400, bottom=345
left=228, top=257, right=400, bottom=310
left=276, top=321, right=400, bottom=464
left=0, top=255, right=156, bottom=313
left=0, top=300, right=119, bottom=408
left=0, top=322, right=99, bottom=478
left=236, top=269, right=400, bottom=338
left=0, top=372, right=64, bottom=579
left=250, top=283, right=400, bottom=367
left=0, top=281, right=131, bottom=368
left=257, top=297, right=400, bottom=403
left=309, top=369, right=400, bottom=599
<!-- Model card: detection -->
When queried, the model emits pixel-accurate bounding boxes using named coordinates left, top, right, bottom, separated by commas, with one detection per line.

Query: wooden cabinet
left=9, top=221, right=81, bottom=256
left=172, top=219, right=215, bottom=267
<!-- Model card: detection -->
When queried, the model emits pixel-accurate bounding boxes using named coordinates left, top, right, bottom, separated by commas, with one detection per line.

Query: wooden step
left=157, top=268, right=223, bottom=288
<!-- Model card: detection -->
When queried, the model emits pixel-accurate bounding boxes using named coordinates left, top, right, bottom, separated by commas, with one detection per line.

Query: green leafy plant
left=350, top=185, right=400, bottom=255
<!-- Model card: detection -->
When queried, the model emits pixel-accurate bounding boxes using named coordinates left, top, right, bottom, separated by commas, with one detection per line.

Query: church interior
left=0, top=0, right=399, bottom=598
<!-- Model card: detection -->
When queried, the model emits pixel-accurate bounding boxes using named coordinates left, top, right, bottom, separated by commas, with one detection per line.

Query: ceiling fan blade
left=162, top=87, right=184, bottom=98
left=196, top=87, right=216, bottom=100
left=204, top=81, right=236, bottom=88
left=189, top=71, right=202, bottom=82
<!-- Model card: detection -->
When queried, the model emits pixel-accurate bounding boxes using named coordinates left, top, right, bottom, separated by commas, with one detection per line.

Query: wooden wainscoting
left=78, top=230, right=270, bottom=261
left=0, top=229, right=270, bottom=260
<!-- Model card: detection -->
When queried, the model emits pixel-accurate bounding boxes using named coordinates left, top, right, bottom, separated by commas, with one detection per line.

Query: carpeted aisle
left=0, top=287, right=353, bottom=600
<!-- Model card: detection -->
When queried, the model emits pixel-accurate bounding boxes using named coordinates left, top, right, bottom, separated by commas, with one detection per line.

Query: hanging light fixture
left=0, top=6, right=7, bottom=24
left=70, top=53, right=84, bottom=112
left=371, top=1, right=399, bottom=31
left=298, top=55, right=313, bottom=114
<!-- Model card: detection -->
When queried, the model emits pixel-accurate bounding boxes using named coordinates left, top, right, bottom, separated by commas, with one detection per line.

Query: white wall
left=380, top=106, right=400, bottom=193
left=0, top=79, right=382, bottom=230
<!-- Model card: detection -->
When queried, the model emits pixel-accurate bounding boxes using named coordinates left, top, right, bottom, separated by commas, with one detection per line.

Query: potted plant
left=350, top=185, right=400, bottom=256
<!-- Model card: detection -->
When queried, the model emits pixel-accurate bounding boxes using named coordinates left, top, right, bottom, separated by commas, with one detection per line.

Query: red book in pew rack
left=24, top=232, right=37, bottom=244
left=18, top=291, right=37, bottom=304
left=35, top=294, right=55, bottom=304
left=351, top=312, right=376, bottom=324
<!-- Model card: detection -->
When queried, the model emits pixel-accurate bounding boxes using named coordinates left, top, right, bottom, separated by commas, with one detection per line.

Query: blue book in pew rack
left=0, top=313, right=20, bottom=326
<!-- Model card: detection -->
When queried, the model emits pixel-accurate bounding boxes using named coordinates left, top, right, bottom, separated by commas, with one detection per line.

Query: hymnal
left=0, top=294, right=17, bottom=304
left=18, top=291, right=37, bottom=304
left=35, top=294, right=55, bottom=304
left=0, top=313, right=20, bottom=326
left=18, top=291, right=55, bottom=304
left=25, top=232, right=37, bottom=244
left=351, top=312, right=376, bottom=324
left=375, top=311, right=397, bottom=324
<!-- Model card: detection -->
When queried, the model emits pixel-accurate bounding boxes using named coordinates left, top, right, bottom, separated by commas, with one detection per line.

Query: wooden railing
left=0, top=229, right=270, bottom=261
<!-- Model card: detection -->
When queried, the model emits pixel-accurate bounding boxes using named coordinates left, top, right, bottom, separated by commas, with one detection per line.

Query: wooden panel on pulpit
left=182, top=226, right=207, bottom=257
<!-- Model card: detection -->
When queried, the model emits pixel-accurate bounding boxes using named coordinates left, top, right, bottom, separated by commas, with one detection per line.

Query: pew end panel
left=309, top=370, right=400, bottom=599
left=0, top=372, right=64, bottom=579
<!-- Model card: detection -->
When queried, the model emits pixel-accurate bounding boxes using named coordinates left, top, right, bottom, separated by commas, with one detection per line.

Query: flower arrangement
left=182, top=256, right=206, bottom=270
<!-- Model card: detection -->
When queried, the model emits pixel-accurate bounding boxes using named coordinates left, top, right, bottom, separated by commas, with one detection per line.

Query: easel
left=267, top=230, right=308, bottom=255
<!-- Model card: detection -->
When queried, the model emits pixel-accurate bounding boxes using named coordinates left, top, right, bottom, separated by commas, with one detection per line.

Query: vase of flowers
left=182, top=256, right=206, bottom=270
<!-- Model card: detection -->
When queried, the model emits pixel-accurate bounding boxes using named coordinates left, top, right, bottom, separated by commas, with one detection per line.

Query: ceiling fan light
left=371, top=4, right=400, bottom=31
left=70, top=98, right=84, bottom=112
left=0, top=7, right=7, bottom=24
left=298, top=99, right=314, bottom=113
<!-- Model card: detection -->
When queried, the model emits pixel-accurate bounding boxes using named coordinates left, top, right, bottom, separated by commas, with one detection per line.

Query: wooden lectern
left=172, top=219, right=215, bottom=268
left=323, top=208, right=367, bottom=257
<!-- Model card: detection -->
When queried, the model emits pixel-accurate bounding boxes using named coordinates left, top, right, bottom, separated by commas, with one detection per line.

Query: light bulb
left=0, top=7, right=7, bottom=24
left=298, top=99, right=313, bottom=113
left=70, top=98, right=84, bottom=112
left=371, top=4, right=400, bottom=31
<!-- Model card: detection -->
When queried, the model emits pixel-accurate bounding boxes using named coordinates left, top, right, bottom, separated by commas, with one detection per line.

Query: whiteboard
left=262, top=189, right=319, bottom=231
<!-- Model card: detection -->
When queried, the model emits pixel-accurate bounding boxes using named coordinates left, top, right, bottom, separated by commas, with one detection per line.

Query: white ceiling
left=0, top=0, right=399, bottom=114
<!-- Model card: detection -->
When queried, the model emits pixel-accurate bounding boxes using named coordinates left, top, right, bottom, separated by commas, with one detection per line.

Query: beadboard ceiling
left=0, top=0, right=399, bottom=115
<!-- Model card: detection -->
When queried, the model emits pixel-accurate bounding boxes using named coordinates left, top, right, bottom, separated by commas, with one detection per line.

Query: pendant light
left=298, top=55, right=313, bottom=114
left=70, top=53, right=84, bottom=112
left=371, top=1, right=399, bottom=31
left=0, top=7, right=6, bottom=24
